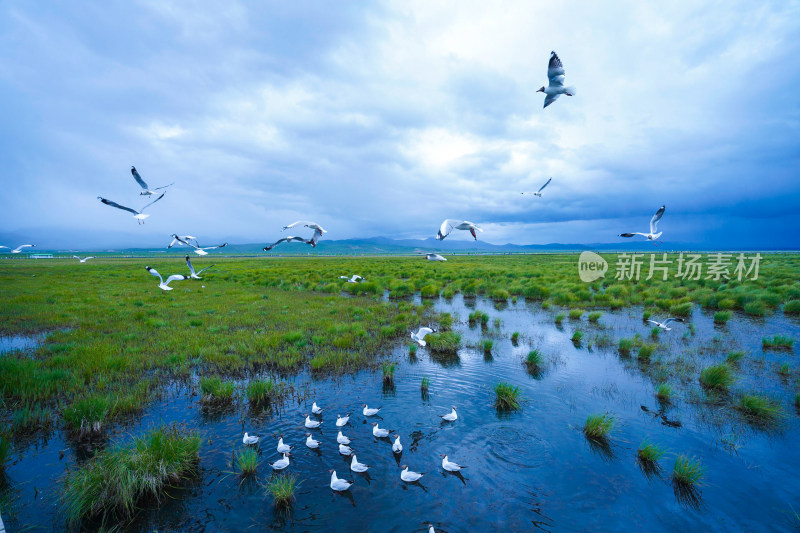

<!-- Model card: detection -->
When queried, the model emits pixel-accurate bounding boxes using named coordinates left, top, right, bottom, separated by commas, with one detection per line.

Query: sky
left=1, top=0, right=799, bottom=249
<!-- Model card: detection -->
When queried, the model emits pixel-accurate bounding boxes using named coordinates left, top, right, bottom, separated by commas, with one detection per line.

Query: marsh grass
left=672, top=454, right=705, bottom=487
left=481, top=339, right=494, bottom=354
left=246, top=379, right=285, bottom=408
left=763, top=335, right=794, bottom=350
left=568, top=309, right=584, bottom=320
left=494, top=382, right=521, bottom=411
left=638, top=344, right=656, bottom=363
left=650, top=327, right=661, bottom=339
left=62, top=425, right=201, bottom=527
left=236, top=447, right=259, bottom=476
left=699, top=364, right=734, bottom=391
left=784, top=300, right=800, bottom=315
left=0, top=433, right=10, bottom=470
left=267, top=473, right=298, bottom=508
left=199, top=376, right=235, bottom=405
left=583, top=413, right=615, bottom=442
left=525, top=350, right=543, bottom=371
left=669, top=302, right=693, bottom=318
left=637, top=440, right=666, bottom=474
left=737, top=394, right=785, bottom=424
left=655, top=383, right=673, bottom=402
left=571, top=330, right=583, bottom=345
left=726, top=351, right=744, bottom=365
left=588, top=311, right=602, bottom=323
left=382, top=362, right=396, bottom=384
left=420, top=376, right=430, bottom=392
left=778, top=363, right=791, bottom=376
left=555, top=313, right=565, bottom=326
left=427, top=332, right=461, bottom=354
left=714, top=311, right=731, bottom=324
left=511, top=331, right=520, bottom=345
left=408, top=343, right=418, bottom=356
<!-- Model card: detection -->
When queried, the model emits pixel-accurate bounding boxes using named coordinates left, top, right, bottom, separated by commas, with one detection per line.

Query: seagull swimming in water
left=439, top=406, right=458, bottom=422
left=276, top=438, right=292, bottom=454
left=647, top=317, right=684, bottom=331
left=329, top=470, right=353, bottom=491
left=145, top=266, right=188, bottom=291
left=72, top=256, right=95, bottom=263
left=371, top=423, right=393, bottom=438
left=441, top=454, right=467, bottom=472
left=619, top=205, right=665, bottom=244
left=98, top=193, right=165, bottom=224
left=392, top=434, right=403, bottom=454
left=269, top=453, right=291, bottom=470
left=411, top=327, right=435, bottom=347
left=305, top=433, right=320, bottom=449
left=130, top=166, right=174, bottom=196
left=522, top=177, right=552, bottom=197
left=437, top=219, right=483, bottom=241
left=339, top=443, right=355, bottom=456
left=362, top=404, right=381, bottom=416
left=537, top=51, right=576, bottom=109
left=304, top=414, right=321, bottom=429
left=1, top=244, right=35, bottom=254
left=350, top=454, right=370, bottom=473
left=311, top=401, right=323, bottom=415
left=336, top=414, right=350, bottom=427
left=337, top=431, right=353, bottom=445
left=185, top=256, right=214, bottom=279
left=242, top=432, right=259, bottom=445
left=425, top=253, right=447, bottom=262
left=400, top=465, right=424, bottom=482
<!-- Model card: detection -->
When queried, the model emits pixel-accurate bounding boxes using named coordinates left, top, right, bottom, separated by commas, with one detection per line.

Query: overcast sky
left=1, top=1, right=799, bottom=249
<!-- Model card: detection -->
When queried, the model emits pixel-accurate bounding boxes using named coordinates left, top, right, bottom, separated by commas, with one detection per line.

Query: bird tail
left=565, top=86, right=576, bottom=95
left=418, top=339, right=426, bottom=347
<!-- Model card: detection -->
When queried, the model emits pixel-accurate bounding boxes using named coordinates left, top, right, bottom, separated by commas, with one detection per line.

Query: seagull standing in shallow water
left=619, top=205, right=666, bottom=244
left=537, top=51, right=576, bottom=109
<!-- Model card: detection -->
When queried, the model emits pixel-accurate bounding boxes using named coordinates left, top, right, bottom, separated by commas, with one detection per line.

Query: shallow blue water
left=2, top=296, right=799, bottom=532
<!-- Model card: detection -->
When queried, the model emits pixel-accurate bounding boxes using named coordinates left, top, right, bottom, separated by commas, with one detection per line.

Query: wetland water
left=3, top=295, right=799, bottom=532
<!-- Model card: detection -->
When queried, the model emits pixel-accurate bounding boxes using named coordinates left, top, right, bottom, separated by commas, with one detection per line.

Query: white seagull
left=72, top=256, right=95, bottom=263
left=282, top=220, right=327, bottom=234
left=311, top=401, right=323, bottom=415
left=437, top=219, right=483, bottom=241
left=339, top=275, right=363, bottom=283
left=130, top=166, right=174, bottom=196
left=306, top=227, right=324, bottom=248
left=269, top=453, right=291, bottom=470
left=337, top=431, right=353, bottom=445
left=329, top=470, right=353, bottom=491
left=304, top=414, right=321, bottom=429
left=619, top=205, right=666, bottom=244
left=170, top=235, right=227, bottom=256
left=425, top=253, right=447, bottom=262
left=1, top=244, right=36, bottom=254
left=263, top=235, right=311, bottom=251
left=429, top=526, right=436, bottom=533
left=537, top=51, right=576, bottom=109
left=392, top=434, right=403, bottom=454
left=362, top=404, right=381, bottom=416
left=439, top=406, right=458, bottom=422
left=339, top=443, right=355, bottom=456
left=276, top=437, right=292, bottom=454
left=336, top=414, right=351, bottom=427
left=168, top=234, right=198, bottom=249
left=98, top=193, right=165, bottom=224
left=305, top=433, right=320, bottom=449
left=522, top=177, right=552, bottom=197
left=145, top=266, right=188, bottom=291
left=410, top=327, right=435, bottom=347
left=400, top=465, right=424, bottom=482
left=185, top=256, right=214, bottom=280
left=350, top=454, right=370, bottom=473
left=441, top=454, right=467, bottom=472
left=647, top=317, right=684, bottom=331
left=242, top=432, right=259, bottom=445
left=371, top=423, right=392, bottom=438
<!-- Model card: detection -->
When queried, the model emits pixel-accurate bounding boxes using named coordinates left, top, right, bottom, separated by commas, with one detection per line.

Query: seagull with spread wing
left=619, top=205, right=666, bottom=244
left=537, top=51, right=576, bottom=109
left=263, top=236, right=310, bottom=251
left=131, top=166, right=174, bottom=196
left=282, top=220, right=327, bottom=234
left=522, top=178, right=552, bottom=197
left=145, top=266, right=188, bottom=291
left=72, top=256, right=95, bottom=263
left=98, top=193, right=165, bottom=224
left=425, top=253, right=447, bottom=262
left=185, top=256, right=214, bottom=279
left=1, top=244, right=36, bottom=254
left=169, top=235, right=227, bottom=256
left=437, top=219, right=483, bottom=241
left=168, top=234, right=199, bottom=249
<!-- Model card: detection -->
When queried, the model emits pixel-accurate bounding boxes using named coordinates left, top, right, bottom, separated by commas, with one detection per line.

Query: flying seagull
left=145, top=266, right=188, bottom=291
left=72, top=256, right=95, bottom=263
left=647, top=317, right=684, bottom=331
left=98, top=193, right=165, bottom=224
left=263, top=235, right=310, bottom=251
left=0, top=244, right=36, bottom=253
left=425, top=253, right=447, bottom=262
left=282, top=220, right=327, bottom=234
left=339, top=275, right=363, bottom=283
left=437, top=220, right=483, bottom=241
left=307, top=227, right=324, bottom=247
left=185, top=256, right=214, bottom=279
left=522, top=178, right=552, bottom=197
left=168, top=234, right=199, bottom=249
left=130, top=166, right=174, bottom=196
left=619, top=205, right=665, bottom=244
left=170, top=235, right=227, bottom=256
left=537, top=51, right=576, bottom=109
left=410, top=327, right=435, bottom=346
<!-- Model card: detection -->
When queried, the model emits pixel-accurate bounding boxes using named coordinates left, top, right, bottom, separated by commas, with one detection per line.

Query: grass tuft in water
left=525, top=350, right=543, bottom=371
left=726, top=351, right=744, bottom=365
left=762, top=335, right=794, bottom=350
left=200, top=376, right=235, bottom=404
left=409, top=343, right=418, bottom=356
left=426, top=332, right=461, bottom=354
left=672, top=454, right=705, bottom=487
left=638, top=343, right=656, bottom=363
left=588, top=311, right=602, bottom=323
left=62, top=425, right=201, bottom=527
left=637, top=439, right=666, bottom=469
left=555, top=313, right=565, bottom=325
left=481, top=339, right=494, bottom=354
left=494, top=382, right=521, bottom=411
left=714, top=311, right=731, bottom=324
left=571, top=330, right=583, bottom=344
left=236, top=447, right=259, bottom=476
left=784, top=300, right=800, bottom=315
left=511, top=331, right=520, bottom=344
left=420, top=376, right=430, bottom=392
left=246, top=379, right=285, bottom=408
left=699, top=364, right=734, bottom=391
left=267, top=473, right=298, bottom=508
left=382, top=362, right=396, bottom=384
left=778, top=363, right=791, bottom=376
left=583, top=413, right=615, bottom=442
left=737, top=394, right=785, bottom=423
left=655, top=383, right=673, bottom=402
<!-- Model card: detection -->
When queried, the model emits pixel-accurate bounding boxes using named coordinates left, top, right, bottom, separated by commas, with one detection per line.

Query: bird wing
left=170, top=234, right=192, bottom=248
left=646, top=320, right=658, bottom=326
left=198, top=242, right=227, bottom=251
left=650, top=205, right=665, bottom=234
left=547, top=51, right=565, bottom=87
left=437, top=219, right=458, bottom=240
left=185, top=256, right=196, bottom=276
left=145, top=266, right=163, bottom=283
left=543, top=93, right=561, bottom=108
left=131, top=167, right=149, bottom=190
left=305, top=222, right=326, bottom=233
left=282, top=220, right=312, bottom=231
left=264, top=236, right=304, bottom=251
left=99, top=197, right=139, bottom=215
left=140, top=192, right=165, bottom=213
left=537, top=178, right=552, bottom=193
left=73, top=255, right=80, bottom=260
left=417, top=327, right=434, bottom=337
left=663, top=318, right=682, bottom=325
left=165, top=274, right=187, bottom=285
left=196, top=264, right=215, bottom=275
left=153, top=182, right=175, bottom=191
left=307, top=228, right=323, bottom=247
left=619, top=232, right=648, bottom=238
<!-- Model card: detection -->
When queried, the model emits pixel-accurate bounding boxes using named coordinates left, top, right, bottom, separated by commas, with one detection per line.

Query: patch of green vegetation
left=511, top=331, right=520, bottom=344
left=554, top=313, right=565, bottom=325
left=481, top=339, right=494, bottom=354
left=62, top=425, right=200, bottom=527
left=726, top=351, right=744, bottom=365
left=494, top=382, right=521, bottom=411
left=619, top=338, right=635, bottom=356
left=382, top=362, right=396, bottom=384
left=409, top=343, right=418, bottom=356
left=199, top=376, right=235, bottom=404
left=655, top=383, right=673, bottom=402
left=699, top=364, right=734, bottom=391
left=236, top=447, right=259, bottom=476
left=571, top=330, right=583, bottom=344
left=672, top=454, right=705, bottom=487
left=763, top=335, right=794, bottom=350
left=778, top=363, right=791, bottom=376
left=638, top=343, right=656, bottom=363
left=0, top=433, right=10, bottom=471
left=266, top=473, right=298, bottom=508
left=737, top=394, right=785, bottom=423
left=783, top=300, right=800, bottom=315
left=583, top=413, right=615, bottom=442
left=744, top=301, right=767, bottom=317
left=491, top=288, right=510, bottom=301
left=669, top=302, right=693, bottom=318
left=588, top=311, right=602, bottom=323
left=420, top=376, right=430, bottom=392
left=714, top=311, right=731, bottom=324
left=246, top=379, right=286, bottom=408
left=637, top=440, right=666, bottom=465
left=525, top=350, right=543, bottom=373
left=568, top=309, right=584, bottom=320
left=426, top=332, right=461, bottom=354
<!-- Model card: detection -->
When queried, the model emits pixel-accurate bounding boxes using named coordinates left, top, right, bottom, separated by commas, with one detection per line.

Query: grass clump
left=491, top=288, right=510, bottom=301
left=511, top=331, right=520, bottom=344
left=671, top=454, right=705, bottom=487
left=382, top=362, right=397, bottom=384
left=199, top=376, right=235, bottom=404
left=699, top=364, right=734, bottom=391
left=637, top=440, right=666, bottom=467
left=246, top=379, right=285, bottom=408
left=669, top=302, right=693, bottom=318
left=554, top=313, right=565, bottom=326
left=714, top=311, right=731, bottom=324
left=409, top=343, right=418, bottom=356
left=494, top=382, right=521, bottom=411
left=583, top=413, right=615, bottom=442
left=426, top=332, right=461, bottom=354
left=236, top=447, right=259, bottom=476
left=62, top=425, right=201, bottom=527
left=420, top=376, right=430, bottom=392
left=481, top=339, right=494, bottom=354
left=783, top=300, right=800, bottom=315
left=763, top=335, right=794, bottom=350
left=744, top=301, right=767, bottom=317
left=588, top=311, right=602, bottom=323
left=267, top=473, right=298, bottom=508
left=778, top=363, right=791, bottom=376
left=638, top=343, right=656, bottom=363
left=737, top=394, right=785, bottom=423
left=726, top=351, right=744, bottom=365
left=525, top=350, right=543, bottom=371
left=618, top=338, right=634, bottom=356
left=568, top=309, right=584, bottom=320
left=655, top=383, right=673, bottom=402
left=571, top=330, right=583, bottom=344
left=62, top=395, right=111, bottom=436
